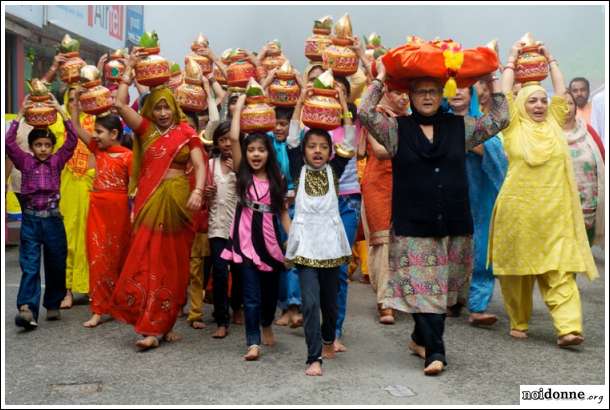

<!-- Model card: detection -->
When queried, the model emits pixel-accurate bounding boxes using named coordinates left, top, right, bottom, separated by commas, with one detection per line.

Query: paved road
left=2, top=245, right=606, bottom=405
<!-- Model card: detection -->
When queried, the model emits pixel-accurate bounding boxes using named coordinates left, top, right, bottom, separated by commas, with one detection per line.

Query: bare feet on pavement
left=189, top=320, right=206, bottom=329
left=408, top=340, right=426, bottom=359
left=322, top=344, right=335, bottom=359
left=163, top=331, right=182, bottom=342
left=244, top=345, right=261, bottom=361
left=83, top=314, right=102, bottom=328
left=60, top=290, right=73, bottom=309
left=305, top=361, right=323, bottom=376
left=333, top=339, right=347, bottom=353
left=423, top=360, right=444, bottom=376
left=212, top=326, right=228, bottom=339
left=262, top=326, right=275, bottom=346
left=510, top=329, right=528, bottom=339
left=135, top=336, right=160, bottom=350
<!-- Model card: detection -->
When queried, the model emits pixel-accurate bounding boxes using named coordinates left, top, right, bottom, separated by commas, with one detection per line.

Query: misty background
left=144, top=4, right=606, bottom=93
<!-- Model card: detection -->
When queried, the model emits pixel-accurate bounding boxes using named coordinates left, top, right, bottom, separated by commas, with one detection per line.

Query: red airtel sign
left=87, top=5, right=124, bottom=40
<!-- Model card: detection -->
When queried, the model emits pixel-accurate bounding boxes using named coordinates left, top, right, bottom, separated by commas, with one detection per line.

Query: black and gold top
left=287, top=148, right=349, bottom=198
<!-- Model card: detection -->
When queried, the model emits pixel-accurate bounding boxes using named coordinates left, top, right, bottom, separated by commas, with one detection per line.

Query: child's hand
left=204, top=184, right=217, bottom=199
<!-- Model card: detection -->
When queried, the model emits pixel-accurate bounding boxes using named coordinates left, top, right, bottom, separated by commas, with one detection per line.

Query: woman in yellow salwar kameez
left=50, top=86, right=96, bottom=308
left=488, top=41, right=598, bottom=348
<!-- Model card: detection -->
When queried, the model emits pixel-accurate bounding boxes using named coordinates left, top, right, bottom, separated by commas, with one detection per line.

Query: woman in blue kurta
left=448, top=84, right=507, bottom=326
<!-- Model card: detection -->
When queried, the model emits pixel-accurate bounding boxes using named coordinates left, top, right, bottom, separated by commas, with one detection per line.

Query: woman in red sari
left=111, top=52, right=206, bottom=350
left=69, top=100, right=133, bottom=328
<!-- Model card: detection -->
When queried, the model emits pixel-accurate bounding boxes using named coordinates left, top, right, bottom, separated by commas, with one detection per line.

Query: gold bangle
left=334, top=143, right=355, bottom=159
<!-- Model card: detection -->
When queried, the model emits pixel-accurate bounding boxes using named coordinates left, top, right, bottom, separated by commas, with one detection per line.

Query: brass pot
left=25, top=95, right=58, bottom=128
left=302, top=88, right=342, bottom=131
left=79, top=80, right=113, bottom=115
left=135, top=47, right=171, bottom=87
left=60, top=51, right=86, bottom=84
left=240, top=95, right=276, bottom=133
left=322, top=38, right=359, bottom=77
left=305, top=28, right=332, bottom=62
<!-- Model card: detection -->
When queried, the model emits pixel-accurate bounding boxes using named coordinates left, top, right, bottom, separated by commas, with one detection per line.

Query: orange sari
left=86, top=141, right=132, bottom=315
left=361, top=134, right=393, bottom=245
left=111, top=111, right=200, bottom=336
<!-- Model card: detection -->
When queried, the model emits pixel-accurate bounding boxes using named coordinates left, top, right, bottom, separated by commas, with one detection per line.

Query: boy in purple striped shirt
left=5, top=94, right=77, bottom=330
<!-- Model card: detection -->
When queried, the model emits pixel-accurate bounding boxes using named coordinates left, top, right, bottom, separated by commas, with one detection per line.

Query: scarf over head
left=129, top=86, right=188, bottom=195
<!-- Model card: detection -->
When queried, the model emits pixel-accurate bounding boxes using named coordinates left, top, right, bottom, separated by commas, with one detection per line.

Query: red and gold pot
left=25, top=95, right=57, bottom=129
left=59, top=51, right=86, bottom=84
left=104, top=50, right=126, bottom=83
left=514, top=45, right=549, bottom=84
left=305, top=27, right=332, bottom=62
left=175, top=58, right=207, bottom=113
left=135, top=47, right=171, bottom=87
left=268, top=62, right=300, bottom=107
left=301, top=88, right=342, bottom=131
left=240, top=95, right=276, bottom=133
left=227, top=54, right=257, bottom=89
left=262, top=43, right=286, bottom=72
left=322, top=37, right=359, bottom=77
left=187, top=33, right=213, bottom=75
left=79, top=80, right=113, bottom=115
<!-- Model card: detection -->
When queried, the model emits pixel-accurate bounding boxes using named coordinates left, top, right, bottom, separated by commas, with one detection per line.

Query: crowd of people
left=5, top=30, right=605, bottom=378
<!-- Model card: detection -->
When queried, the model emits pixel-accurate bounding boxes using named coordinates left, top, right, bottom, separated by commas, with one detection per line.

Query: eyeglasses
left=412, top=88, right=442, bottom=98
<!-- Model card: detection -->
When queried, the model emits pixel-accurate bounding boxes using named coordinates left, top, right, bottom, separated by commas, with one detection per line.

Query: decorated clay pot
left=240, top=95, right=276, bottom=133
left=135, top=47, right=171, bottom=87
left=322, top=38, right=359, bottom=77
left=262, top=45, right=286, bottom=72
left=104, top=55, right=125, bottom=84
left=305, top=28, right=333, bottom=62
left=227, top=57, right=257, bottom=89
left=79, top=80, right=113, bottom=115
left=187, top=53, right=213, bottom=76
left=269, top=72, right=300, bottom=107
left=60, top=52, right=86, bottom=84
left=175, top=75, right=207, bottom=113
left=302, top=88, right=342, bottom=131
left=25, top=95, right=57, bottom=128
left=515, top=45, right=549, bottom=84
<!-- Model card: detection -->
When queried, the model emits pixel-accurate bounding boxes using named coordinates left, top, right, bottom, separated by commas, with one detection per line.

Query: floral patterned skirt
left=382, top=234, right=473, bottom=314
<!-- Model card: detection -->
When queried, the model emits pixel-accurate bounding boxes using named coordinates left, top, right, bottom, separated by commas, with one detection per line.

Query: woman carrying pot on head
left=489, top=41, right=598, bottom=348
left=359, top=59, right=509, bottom=375
left=110, top=50, right=207, bottom=350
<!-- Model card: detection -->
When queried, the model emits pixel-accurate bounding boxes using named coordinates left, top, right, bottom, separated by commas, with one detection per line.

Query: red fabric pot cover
left=375, top=42, right=499, bottom=92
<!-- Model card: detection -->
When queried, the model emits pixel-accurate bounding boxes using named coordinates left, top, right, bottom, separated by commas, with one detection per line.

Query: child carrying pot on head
left=6, top=94, right=77, bottom=329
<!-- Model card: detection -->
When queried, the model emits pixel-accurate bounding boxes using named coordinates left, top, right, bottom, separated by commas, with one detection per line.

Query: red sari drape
left=87, top=141, right=133, bottom=315
left=110, top=118, right=201, bottom=336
